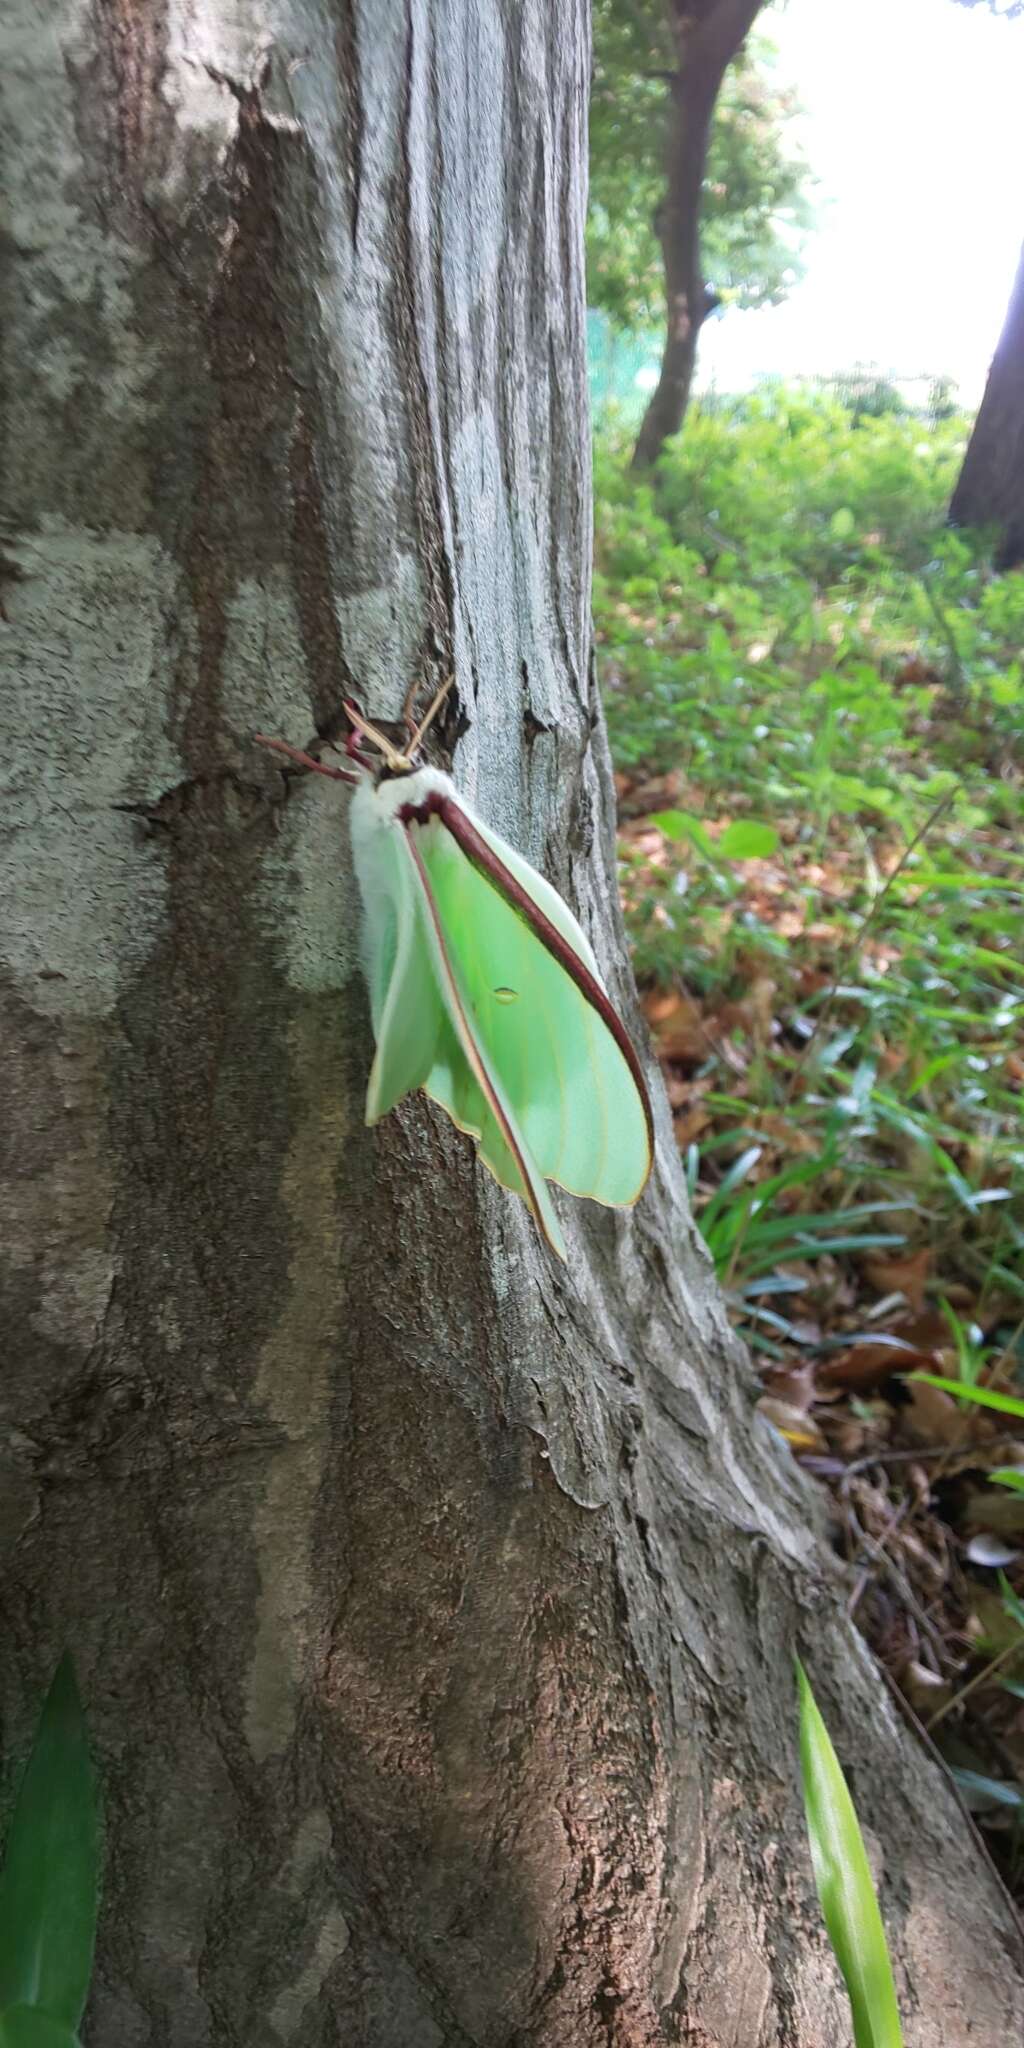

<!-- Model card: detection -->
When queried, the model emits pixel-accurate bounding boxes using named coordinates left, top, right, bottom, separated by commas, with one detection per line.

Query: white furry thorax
left=364, top=765, right=455, bottom=820
left=348, top=765, right=463, bottom=847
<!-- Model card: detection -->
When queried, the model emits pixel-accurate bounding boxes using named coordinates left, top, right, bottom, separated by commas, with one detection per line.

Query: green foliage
left=796, top=1662, right=904, bottom=2048
left=588, top=1, right=813, bottom=328
left=0, top=1659, right=98, bottom=2046
left=653, top=808, right=779, bottom=859
left=694, top=1131, right=912, bottom=1338
left=597, top=387, right=1024, bottom=1307
left=909, top=1375, right=1024, bottom=1420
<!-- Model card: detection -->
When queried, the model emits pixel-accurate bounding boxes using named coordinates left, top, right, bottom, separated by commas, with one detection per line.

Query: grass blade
left=908, top=1373, right=1024, bottom=1420
left=999, top=1570, right=1024, bottom=1636
left=797, top=1661, right=903, bottom=2048
left=949, top=1767, right=1024, bottom=1811
left=0, top=1657, right=98, bottom=2030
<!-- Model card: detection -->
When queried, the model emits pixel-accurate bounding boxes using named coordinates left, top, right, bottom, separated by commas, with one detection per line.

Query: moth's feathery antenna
left=407, top=675, right=454, bottom=758
left=342, top=679, right=453, bottom=772
left=341, top=700, right=410, bottom=773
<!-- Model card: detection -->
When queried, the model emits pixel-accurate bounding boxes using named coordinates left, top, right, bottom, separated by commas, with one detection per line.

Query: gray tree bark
left=1, top=4, right=1022, bottom=2045
left=950, top=236, right=1024, bottom=564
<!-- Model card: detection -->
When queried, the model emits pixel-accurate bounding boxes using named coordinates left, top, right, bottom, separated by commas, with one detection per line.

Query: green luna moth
left=256, top=691, right=653, bottom=1259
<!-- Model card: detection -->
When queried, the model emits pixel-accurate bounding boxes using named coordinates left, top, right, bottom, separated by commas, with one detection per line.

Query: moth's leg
left=254, top=734, right=359, bottom=784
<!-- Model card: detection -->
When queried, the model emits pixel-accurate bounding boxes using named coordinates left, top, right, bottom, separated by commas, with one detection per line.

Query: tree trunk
left=2, top=4, right=1022, bottom=2044
left=631, top=0, right=762, bottom=471
left=950, top=237, right=1024, bottom=564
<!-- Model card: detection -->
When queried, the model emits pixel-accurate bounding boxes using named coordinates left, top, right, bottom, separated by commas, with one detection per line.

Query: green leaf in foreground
left=991, top=1470, right=1024, bottom=1493
left=718, top=819, right=780, bottom=860
left=649, top=811, right=780, bottom=862
left=649, top=809, right=715, bottom=857
left=0, top=2008, right=80, bottom=2048
left=796, top=1660, right=903, bottom=2048
left=0, top=1657, right=98, bottom=2031
left=908, top=1373, right=1024, bottom=1421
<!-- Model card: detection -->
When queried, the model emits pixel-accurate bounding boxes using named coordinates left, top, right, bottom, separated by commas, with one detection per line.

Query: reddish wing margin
left=401, top=789, right=655, bottom=1183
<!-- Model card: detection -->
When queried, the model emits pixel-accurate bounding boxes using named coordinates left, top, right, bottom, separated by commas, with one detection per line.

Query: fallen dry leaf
left=818, top=1308, right=950, bottom=1391
left=673, top=1104, right=712, bottom=1148
left=616, top=771, right=684, bottom=818
left=641, top=989, right=706, bottom=1063
left=756, top=1395, right=826, bottom=1452
left=902, top=1376, right=974, bottom=1446
left=894, top=656, right=942, bottom=687
left=621, top=826, right=670, bottom=861
left=763, top=1362, right=818, bottom=1413
left=819, top=1339, right=942, bottom=1394
left=827, top=1413, right=871, bottom=1457
left=863, top=1246, right=932, bottom=1312
left=751, top=1112, right=818, bottom=1156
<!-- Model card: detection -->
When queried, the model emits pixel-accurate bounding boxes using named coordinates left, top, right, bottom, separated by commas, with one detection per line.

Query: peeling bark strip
left=86, top=0, right=176, bottom=204
left=1, top=3, right=1023, bottom=2045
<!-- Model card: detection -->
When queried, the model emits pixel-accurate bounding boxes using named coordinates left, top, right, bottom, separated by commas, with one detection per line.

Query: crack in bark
left=114, top=771, right=275, bottom=834
left=87, top=0, right=176, bottom=210
left=390, top=0, right=457, bottom=696
left=334, top=0, right=366, bottom=248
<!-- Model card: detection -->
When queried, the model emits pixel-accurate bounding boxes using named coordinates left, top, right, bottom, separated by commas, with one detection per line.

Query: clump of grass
left=596, top=387, right=1024, bottom=1316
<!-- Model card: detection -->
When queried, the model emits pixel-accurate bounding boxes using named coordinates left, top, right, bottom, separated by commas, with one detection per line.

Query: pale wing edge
left=363, top=828, right=437, bottom=1124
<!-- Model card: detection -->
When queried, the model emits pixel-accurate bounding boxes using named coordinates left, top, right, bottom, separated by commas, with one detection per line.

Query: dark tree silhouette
left=950, top=238, right=1024, bottom=563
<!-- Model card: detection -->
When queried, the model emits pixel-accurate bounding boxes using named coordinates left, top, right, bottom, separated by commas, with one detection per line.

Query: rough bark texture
left=631, top=0, right=761, bottom=471
left=950, top=236, right=1024, bottom=564
left=1, top=4, right=1022, bottom=2045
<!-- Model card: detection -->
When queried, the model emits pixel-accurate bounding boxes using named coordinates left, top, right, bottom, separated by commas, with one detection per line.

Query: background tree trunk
left=632, top=0, right=762, bottom=470
left=2, top=4, right=1023, bottom=2044
left=950, top=236, right=1024, bottom=563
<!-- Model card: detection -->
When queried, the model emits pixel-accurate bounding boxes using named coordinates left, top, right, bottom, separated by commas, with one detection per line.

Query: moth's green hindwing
left=420, top=816, right=651, bottom=1207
